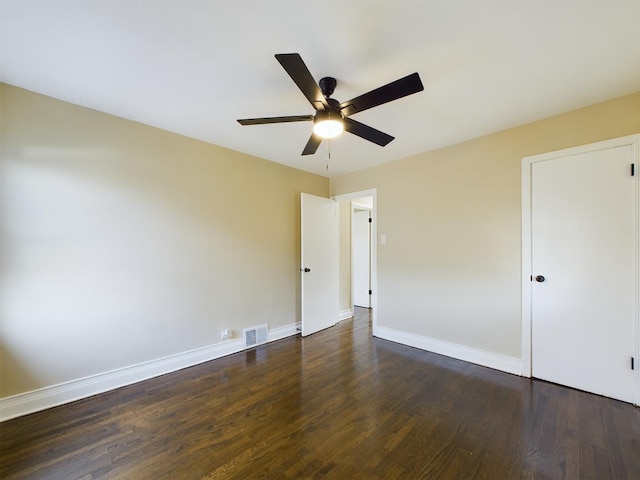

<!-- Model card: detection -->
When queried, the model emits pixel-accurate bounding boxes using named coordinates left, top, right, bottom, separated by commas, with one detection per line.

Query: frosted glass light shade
left=313, top=119, right=343, bottom=138
left=313, top=110, right=343, bottom=138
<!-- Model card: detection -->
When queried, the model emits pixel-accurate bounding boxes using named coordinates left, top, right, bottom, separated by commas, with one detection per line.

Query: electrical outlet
left=220, top=329, right=232, bottom=340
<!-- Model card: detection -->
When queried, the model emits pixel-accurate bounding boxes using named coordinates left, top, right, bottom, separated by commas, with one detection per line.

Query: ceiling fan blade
left=275, top=53, right=329, bottom=110
left=302, top=133, right=322, bottom=155
left=339, top=72, right=424, bottom=117
left=237, top=115, right=314, bottom=125
left=343, top=117, right=394, bottom=146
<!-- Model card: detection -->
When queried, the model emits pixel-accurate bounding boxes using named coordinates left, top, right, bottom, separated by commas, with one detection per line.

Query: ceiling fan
left=237, top=53, right=424, bottom=155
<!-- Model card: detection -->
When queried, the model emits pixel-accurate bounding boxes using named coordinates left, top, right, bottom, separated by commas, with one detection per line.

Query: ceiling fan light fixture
left=237, top=54, right=424, bottom=155
left=313, top=110, right=343, bottom=139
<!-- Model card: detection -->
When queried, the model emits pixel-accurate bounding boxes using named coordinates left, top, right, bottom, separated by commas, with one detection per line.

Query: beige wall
left=0, top=84, right=328, bottom=398
left=331, top=92, right=640, bottom=359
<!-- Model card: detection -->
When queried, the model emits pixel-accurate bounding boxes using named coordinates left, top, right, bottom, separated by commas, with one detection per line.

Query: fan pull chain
left=326, top=139, right=331, bottom=171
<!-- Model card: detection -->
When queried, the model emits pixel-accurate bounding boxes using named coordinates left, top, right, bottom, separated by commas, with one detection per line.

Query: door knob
left=301, top=267, right=311, bottom=273
left=535, top=275, right=545, bottom=282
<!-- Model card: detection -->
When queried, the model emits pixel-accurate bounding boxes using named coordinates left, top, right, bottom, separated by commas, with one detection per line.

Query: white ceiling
left=2, top=1, right=639, bottom=178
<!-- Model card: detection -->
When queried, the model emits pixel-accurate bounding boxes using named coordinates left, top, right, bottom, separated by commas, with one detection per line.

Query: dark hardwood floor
left=1, top=308, right=639, bottom=479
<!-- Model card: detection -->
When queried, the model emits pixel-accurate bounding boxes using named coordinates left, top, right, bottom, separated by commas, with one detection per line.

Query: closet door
left=530, top=143, right=636, bottom=403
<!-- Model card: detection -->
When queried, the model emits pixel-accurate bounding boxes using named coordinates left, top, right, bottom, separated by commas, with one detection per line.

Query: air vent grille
left=243, top=324, right=268, bottom=348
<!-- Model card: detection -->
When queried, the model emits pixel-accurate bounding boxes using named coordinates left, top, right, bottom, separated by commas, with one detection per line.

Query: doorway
left=334, top=189, right=378, bottom=335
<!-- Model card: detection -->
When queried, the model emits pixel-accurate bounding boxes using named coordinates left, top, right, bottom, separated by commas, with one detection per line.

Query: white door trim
left=333, top=188, right=378, bottom=335
left=521, top=134, right=640, bottom=406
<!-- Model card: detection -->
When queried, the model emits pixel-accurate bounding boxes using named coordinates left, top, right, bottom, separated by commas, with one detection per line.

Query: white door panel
left=531, top=145, right=636, bottom=403
left=353, top=209, right=371, bottom=308
left=301, top=193, right=338, bottom=336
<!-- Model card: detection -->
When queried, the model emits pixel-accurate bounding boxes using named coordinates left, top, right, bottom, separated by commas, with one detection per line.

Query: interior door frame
left=521, top=133, right=640, bottom=406
left=333, top=188, right=378, bottom=335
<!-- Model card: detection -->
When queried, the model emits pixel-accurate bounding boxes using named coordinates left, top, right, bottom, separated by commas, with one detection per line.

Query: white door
left=531, top=144, right=636, bottom=403
left=301, top=193, right=338, bottom=336
left=353, top=209, right=371, bottom=307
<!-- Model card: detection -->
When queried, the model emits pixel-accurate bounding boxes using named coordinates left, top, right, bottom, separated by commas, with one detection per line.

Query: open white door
left=301, top=193, right=338, bottom=336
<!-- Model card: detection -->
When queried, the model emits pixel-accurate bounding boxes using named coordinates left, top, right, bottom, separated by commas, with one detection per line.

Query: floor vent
left=243, top=324, right=268, bottom=348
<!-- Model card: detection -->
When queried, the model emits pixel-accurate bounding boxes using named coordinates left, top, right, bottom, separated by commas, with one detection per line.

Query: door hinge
left=632, top=357, right=635, bottom=370
left=631, top=164, right=635, bottom=176
left=368, top=217, right=372, bottom=223
left=369, top=290, right=372, bottom=295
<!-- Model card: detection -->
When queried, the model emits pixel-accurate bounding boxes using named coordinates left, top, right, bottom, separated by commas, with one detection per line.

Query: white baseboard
left=338, top=308, right=354, bottom=321
left=268, top=322, right=299, bottom=342
left=0, top=322, right=299, bottom=422
left=375, top=326, right=522, bottom=376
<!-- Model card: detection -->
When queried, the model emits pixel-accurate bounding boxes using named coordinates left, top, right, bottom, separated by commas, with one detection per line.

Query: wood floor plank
left=1, top=307, right=639, bottom=479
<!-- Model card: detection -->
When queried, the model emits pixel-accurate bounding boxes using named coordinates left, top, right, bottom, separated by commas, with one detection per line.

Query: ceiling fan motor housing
left=314, top=109, right=342, bottom=123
